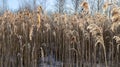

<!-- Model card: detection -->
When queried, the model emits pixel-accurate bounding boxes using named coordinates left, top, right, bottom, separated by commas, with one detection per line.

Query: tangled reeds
left=0, top=5, right=120, bottom=67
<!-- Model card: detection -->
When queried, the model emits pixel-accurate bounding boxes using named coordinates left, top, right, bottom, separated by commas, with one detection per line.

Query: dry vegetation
left=0, top=2, right=120, bottom=67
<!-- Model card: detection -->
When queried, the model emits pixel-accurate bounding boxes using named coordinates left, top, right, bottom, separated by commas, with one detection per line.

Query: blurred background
left=0, top=0, right=120, bottom=14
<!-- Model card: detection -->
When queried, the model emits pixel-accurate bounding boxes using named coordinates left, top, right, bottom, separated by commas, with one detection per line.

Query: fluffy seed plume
left=102, top=2, right=112, bottom=14
left=87, top=24, right=102, bottom=37
left=111, top=5, right=120, bottom=22
left=80, top=1, right=89, bottom=14
left=113, top=36, right=120, bottom=52
left=113, top=36, right=120, bottom=44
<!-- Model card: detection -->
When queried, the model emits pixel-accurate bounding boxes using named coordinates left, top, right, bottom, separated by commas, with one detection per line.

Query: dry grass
left=0, top=5, right=120, bottom=67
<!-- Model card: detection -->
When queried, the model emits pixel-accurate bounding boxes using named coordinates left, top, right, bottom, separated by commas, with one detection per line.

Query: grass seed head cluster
left=0, top=2, right=120, bottom=67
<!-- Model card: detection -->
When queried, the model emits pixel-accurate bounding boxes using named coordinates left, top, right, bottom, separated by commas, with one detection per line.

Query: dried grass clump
left=110, top=6, right=120, bottom=34
left=111, top=5, right=120, bottom=22
left=87, top=24, right=102, bottom=37
left=1, top=4, right=120, bottom=67
left=87, top=24, right=104, bottom=49
left=94, top=13, right=108, bottom=27
left=87, top=24, right=108, bottom=67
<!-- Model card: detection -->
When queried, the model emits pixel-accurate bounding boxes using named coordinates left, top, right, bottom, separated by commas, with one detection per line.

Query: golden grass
left=0, top=5, right=120, bottom=67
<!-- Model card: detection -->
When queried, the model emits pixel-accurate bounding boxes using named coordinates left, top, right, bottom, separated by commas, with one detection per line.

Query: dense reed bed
left=0, top=5, right=120, bottom=67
